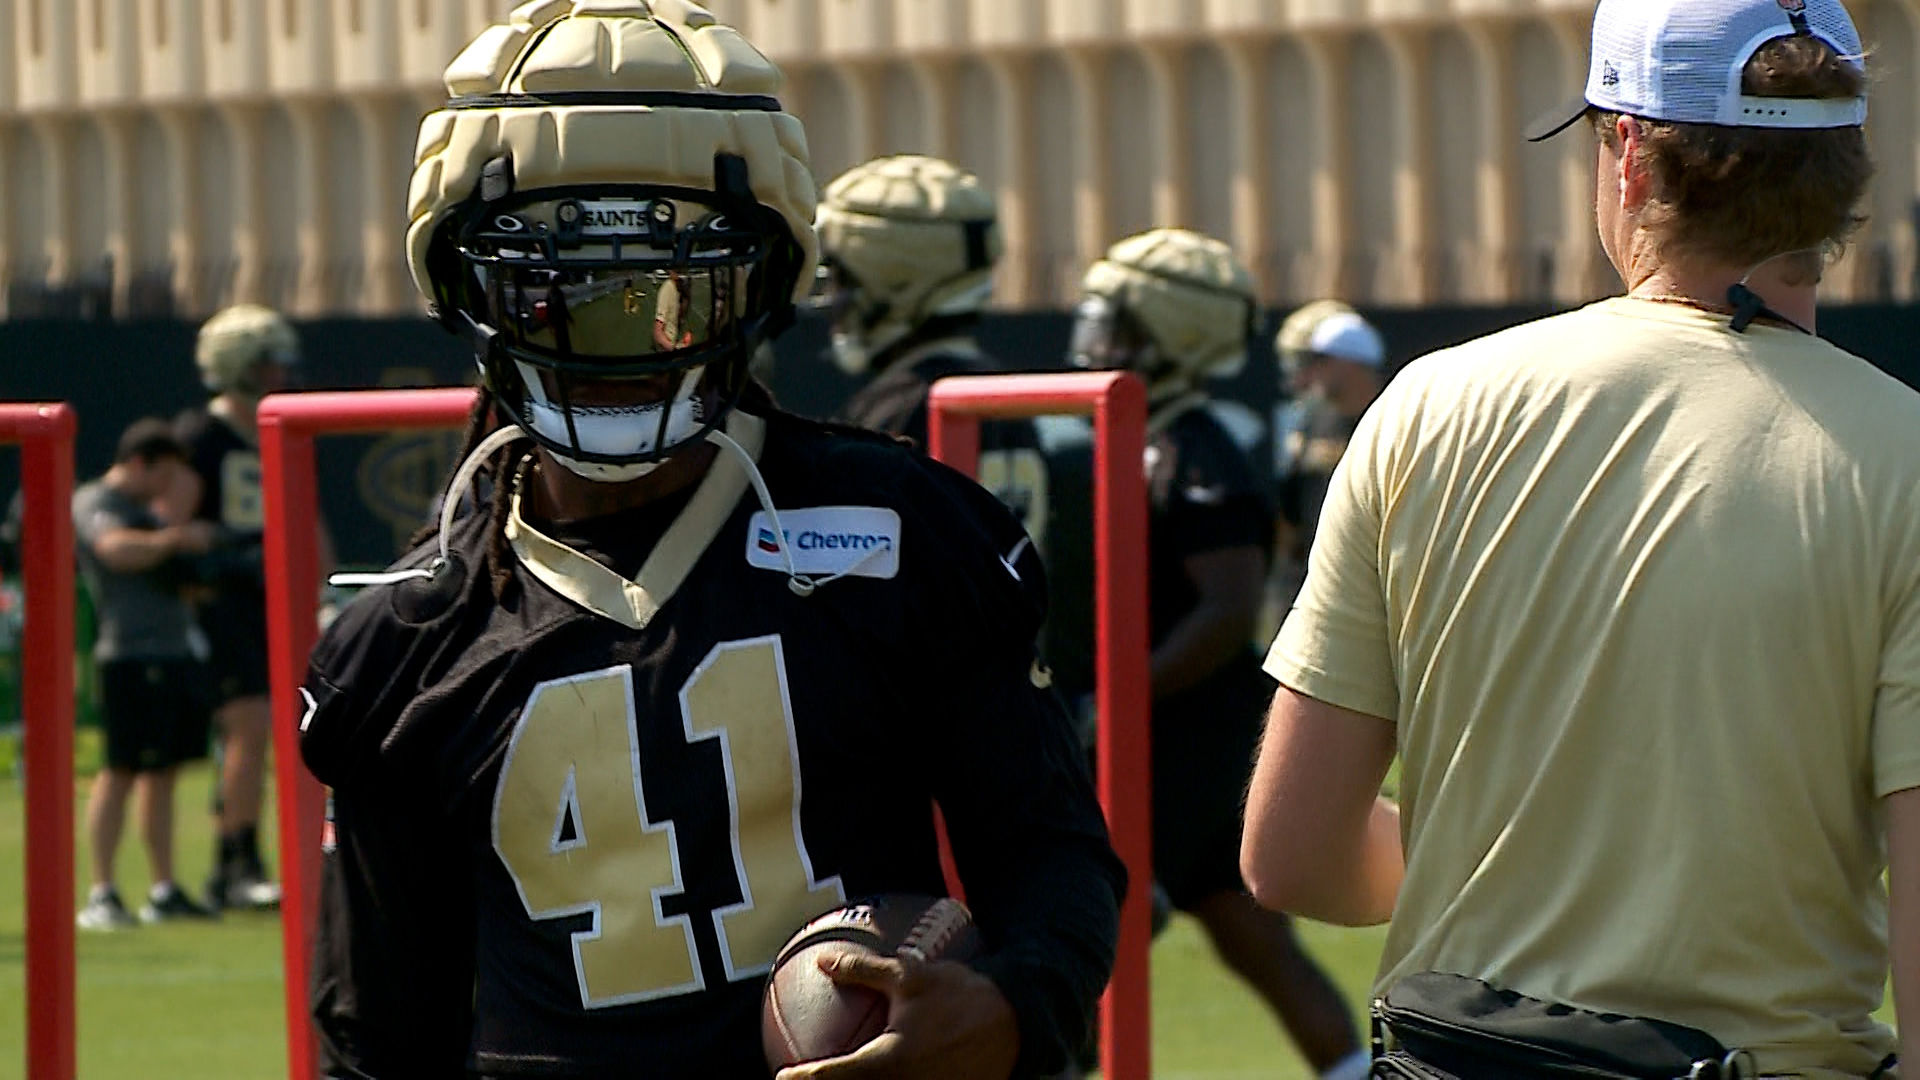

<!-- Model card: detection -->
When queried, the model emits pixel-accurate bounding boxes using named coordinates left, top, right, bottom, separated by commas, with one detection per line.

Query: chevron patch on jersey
left=745, top=507, right=902, bottom=580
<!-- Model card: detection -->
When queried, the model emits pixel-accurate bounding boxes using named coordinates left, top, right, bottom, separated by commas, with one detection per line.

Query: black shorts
left=99, top=659, right=212, bottom=772
left=200, top=587, right=269, bottom=705
left=1151, top=650, right=1273, bottom=911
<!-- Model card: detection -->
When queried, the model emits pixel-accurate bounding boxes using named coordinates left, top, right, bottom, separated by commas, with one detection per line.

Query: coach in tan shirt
left=1242, top=1, right=1916, bottom=1076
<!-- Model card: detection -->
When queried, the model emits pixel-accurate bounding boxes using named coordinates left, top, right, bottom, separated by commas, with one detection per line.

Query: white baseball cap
left=1307, top=312, right=1386, bottom=368
left=1526, top=0, right=1867, bottom=142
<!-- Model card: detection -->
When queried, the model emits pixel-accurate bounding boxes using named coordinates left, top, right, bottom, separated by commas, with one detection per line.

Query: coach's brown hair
left=114, top=418, right=187, bottom=466
left=1593, top=33, right=1872, bottom=284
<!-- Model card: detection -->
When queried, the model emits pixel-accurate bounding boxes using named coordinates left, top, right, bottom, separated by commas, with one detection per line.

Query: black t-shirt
left=838, top=345, right=986, bottom=450
left=838, top=344, right=1049, bottom=546
left=300, top=410, right=1124, bottom=1080
left=0, top=489, right=21, bottom=577
left=174, top=407, right=267, bottom=595
left=1147, top=406, right=1272, bottom=650
left=1274, top=403, right=1361, bottom=570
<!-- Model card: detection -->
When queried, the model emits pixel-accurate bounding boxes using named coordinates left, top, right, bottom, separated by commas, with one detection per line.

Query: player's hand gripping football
left=774, top=949, right=1020, bottom=1080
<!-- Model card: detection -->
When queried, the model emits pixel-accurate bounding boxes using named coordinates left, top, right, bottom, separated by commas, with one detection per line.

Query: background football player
left=169, top=303, right=322, bottom=912
left=1069, top=230, right=1368, bottom=1080
left=1269, top=301, right=1388, bottom=625
left=298, top=4, right=1123, bottom=1079
left=814, top=155, right=1049, bottom=547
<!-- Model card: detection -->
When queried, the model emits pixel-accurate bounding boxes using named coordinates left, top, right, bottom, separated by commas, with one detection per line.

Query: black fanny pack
left=1370, top=973, right=1754, bottom=1080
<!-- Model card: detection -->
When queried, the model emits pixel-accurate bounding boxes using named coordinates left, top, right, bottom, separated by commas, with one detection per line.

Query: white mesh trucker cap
left=1526, top=0, right=1867, bottom=141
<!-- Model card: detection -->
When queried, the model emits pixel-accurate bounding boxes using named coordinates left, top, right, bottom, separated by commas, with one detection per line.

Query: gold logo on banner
left=356, top=429, right=465, bottom=554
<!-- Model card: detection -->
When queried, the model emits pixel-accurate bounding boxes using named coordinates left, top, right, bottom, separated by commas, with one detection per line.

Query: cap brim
left=1524, top=92, right=1593, bottom=143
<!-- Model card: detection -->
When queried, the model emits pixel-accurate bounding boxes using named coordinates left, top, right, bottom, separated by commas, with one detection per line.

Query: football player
left=1270, top=301, right=1387, bottom=618
left=171, top=303, right=309, bottom=911
left=1069, top=231, right=1367, bottom=1080
left=298, top=5, right=1124, bottom=1080
left=814, top=156, right=1049, bottom=547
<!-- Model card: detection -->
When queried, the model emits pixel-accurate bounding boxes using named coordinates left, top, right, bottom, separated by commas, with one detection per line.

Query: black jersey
left=1147, top=403, right=1272, bottom=651
left=174, top=407, right=267, bottom=592
left=299, top=410, right=1125, bottom=1080
left=838, top=340, right=1049, bottom=548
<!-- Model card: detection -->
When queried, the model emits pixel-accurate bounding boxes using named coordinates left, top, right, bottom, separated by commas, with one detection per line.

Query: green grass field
left=0, top=752, right=1390, bottom=1079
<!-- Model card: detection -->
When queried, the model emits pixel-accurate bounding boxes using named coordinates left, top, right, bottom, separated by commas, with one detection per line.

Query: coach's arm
left=1241, top=685, right=1402, bottom=927
left=89, top=518, right=218, bottom=574
left=1888, top=786, right=1919, bottom=1068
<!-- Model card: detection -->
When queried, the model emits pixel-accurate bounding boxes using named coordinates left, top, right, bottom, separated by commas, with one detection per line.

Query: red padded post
left=0, top=403, right=78, bottom=1080
left=259, top=388, right=480, bottom=1080
left=928, top=372, right=1152, bottom=1080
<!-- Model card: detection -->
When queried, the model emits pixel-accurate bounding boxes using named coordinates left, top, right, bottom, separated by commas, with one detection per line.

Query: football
left=761, top=893, right=983, bottom=1070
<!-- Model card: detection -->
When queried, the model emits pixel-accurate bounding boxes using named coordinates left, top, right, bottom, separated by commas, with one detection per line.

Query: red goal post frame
left=0, top=403, right=78, bottom=1080
left=260, top=388, right=480, bottom=1080
left=927, top=371, right=1153, bottom=1080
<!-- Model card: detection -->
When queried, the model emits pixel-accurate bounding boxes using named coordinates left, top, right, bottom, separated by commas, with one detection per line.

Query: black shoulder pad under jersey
left=299, top=512, right=491, bottom=786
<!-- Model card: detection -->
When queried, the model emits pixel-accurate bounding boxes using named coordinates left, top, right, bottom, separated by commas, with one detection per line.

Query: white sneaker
left=207, top=863, right=283, bottom=912
left=76, top=888, right=138, bottom=932
left=226, top=872, right=282, bottom=910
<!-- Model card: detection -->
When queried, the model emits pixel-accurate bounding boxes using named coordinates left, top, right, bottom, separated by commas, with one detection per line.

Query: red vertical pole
left=928, top=372, right=1152, bottom=1080
left=1092, top=375, right=1151, bottom=1080
left=925, top=416, right=981, bottom=902
left=5, top=403, right=78, bottom=1080
left=258, top=414, right=324, bottom=1080
left=259, top=389, right=477, bottom=1080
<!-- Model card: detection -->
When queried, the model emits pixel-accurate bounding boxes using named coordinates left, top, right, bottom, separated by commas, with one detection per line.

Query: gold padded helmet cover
left=815, top=155, right=1002, bottom=361
left=1080, top=228, right=1257, bottom=385
left=407, top=0, right=818, bottom=306
left=1276, top=298, right=1360, bottom=369
left=195, top=304, right=300, bottom=394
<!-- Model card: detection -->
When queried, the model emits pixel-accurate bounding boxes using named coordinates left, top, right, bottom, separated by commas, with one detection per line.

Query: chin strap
left=329, top=424, right=528, bottom=588
left=704, top=425, right=890, bottom=599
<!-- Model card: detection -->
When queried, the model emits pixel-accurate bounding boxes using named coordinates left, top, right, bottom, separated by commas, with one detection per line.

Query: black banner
left=2, top=304, right=1917, bottom=569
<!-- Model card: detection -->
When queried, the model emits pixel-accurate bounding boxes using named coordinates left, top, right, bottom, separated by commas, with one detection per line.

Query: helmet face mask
left=814, top=260, right=868, bottom=334
left=1068, top=295, right=1156, bottom=376
left=435, top=176, right=791, bottom=475
left=241, top=356, right=299, bottom=398
left=813, top=259, right=886, bottom=375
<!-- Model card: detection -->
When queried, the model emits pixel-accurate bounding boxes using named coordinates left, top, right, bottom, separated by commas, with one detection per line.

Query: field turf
left=0, top=743, right=1388, bottom=1079
left=0, top=747, right=1901, bottom=1077
left=0, top=740, right=1904, bottom=1078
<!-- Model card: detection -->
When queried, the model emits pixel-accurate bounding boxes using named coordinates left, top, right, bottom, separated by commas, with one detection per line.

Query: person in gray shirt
left=72, top=419, right=222, bottom=930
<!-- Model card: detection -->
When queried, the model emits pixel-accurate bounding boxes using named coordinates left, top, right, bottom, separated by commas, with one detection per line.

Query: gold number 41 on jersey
left=492, top=635, right=846, bottom=1008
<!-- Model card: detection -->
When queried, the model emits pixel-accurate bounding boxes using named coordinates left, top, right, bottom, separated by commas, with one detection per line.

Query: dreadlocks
left=410, top=386, right=520, bottom=599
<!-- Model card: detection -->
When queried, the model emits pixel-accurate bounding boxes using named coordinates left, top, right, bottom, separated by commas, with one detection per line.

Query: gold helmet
left=195, top=304, right=300, bottom=396
left=409, top=0, right=817, bottom=478
left=1276, top=300, right=1357, bottom=360
left=813, top=155, right=1001, bottom=375
left=1276, top=299, right=1384, bottom=384
left=1070, top=229, right=1257, bottom=400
